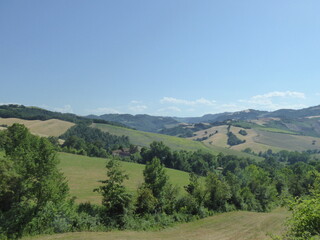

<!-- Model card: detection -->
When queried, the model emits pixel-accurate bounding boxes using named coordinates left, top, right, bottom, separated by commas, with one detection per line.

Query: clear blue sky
left=1, top=0, right=320, bottom=117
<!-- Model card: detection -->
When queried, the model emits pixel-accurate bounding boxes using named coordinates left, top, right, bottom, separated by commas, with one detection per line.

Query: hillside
left=91, top=123, right=263, bottom=160
left=0, top=104, right=127, bottom=127
left=22, top=208, right=289, bottom=240
left=176, top=105, right=320, bottom=124
left=189, top=124, right=320, bottom=153
left=58, top=152, right=190, bottom=204
left=0, top=118, right=75, bottom=137
left=87, top=113, right=179, bottom=132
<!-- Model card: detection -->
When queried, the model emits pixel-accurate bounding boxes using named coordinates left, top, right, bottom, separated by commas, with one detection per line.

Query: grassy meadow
left=58, top=152, right=190, bottom=204
left=22, top=208, right=290, bottom=240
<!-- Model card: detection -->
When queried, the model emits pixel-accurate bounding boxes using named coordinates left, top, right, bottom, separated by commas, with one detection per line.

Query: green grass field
left=58, top=152, right=190, bottom=204
left=22, top=208, right=290, bottom=240
left=91, top=123, right=262, bottom=160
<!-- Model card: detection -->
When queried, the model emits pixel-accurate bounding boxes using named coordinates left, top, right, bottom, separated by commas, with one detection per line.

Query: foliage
left=238, top=129, right=248, bottom=136
left=272, top=173, right=320, bottom=240
left=140, top=141, right=217, bottom=176
left=0, top=124, right=70, bottom=238
left=137, top=157, right=178, bottom=214
left=159, top=125, right=194, bottom=137
left=60, top=124, right=130, bottom=157
left=227, top=132, right=246, bottom=146
left=94, top=159, right=132, bottom=227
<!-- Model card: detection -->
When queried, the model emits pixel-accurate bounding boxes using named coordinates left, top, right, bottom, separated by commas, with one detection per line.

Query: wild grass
left=22, top=208, right=290, bottom=240
left=58, top=152, right=190, bottom=204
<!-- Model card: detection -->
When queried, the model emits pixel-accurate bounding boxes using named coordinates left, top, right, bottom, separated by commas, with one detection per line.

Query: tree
left=0, top=124, right=69, bottom=237
left=136, top=157, right=177, bottom=214
left=272, top=173, right=320, bottom=240
left=183, top=173, right=207, bottom=214
left=94, top=159, right=132, bottom=227
left=204, top=173, right=231, bottom=212
left=241, top=165, right=277, bottom=212
left=143, top=157, right=169, bottom=200
left=141, top=141, right=172, bottom=167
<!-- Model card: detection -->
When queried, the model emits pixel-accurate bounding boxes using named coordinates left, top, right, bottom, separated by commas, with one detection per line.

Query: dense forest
left=1, top=124, right=320, bottom=239
left=59, top=124, right=130, bottom=157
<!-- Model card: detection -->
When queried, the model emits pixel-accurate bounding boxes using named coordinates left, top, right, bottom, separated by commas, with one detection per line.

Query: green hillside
left=91, top=123, right=262, bottom=160
left=58, top=152, right=190, bottom=204
left=22, top=208, right=289, bottom=240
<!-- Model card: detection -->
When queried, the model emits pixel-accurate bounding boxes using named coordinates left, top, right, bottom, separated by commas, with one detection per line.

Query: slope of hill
left=0, top=118, right=75, bottom=137
left=91, top=123, right=263, bottom=160
left=22, top=208, right=289, bottom=240
left=170, top=105, right=320, bottom=139
left=87, top=113, right=179, bottom=132
left=189, top=124, right=320, bottom=153
left=58, top=152, right=190, bottom=204
left=0, top=104, right=127, bottom=127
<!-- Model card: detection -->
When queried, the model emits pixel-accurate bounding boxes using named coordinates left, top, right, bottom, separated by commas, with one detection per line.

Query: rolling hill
left=91, top=123, right=263, bottom=160
left=189, top=124, right=320, bottom=153
left=87, top=113, right=179, bottom=132
left=0, top=118, right=75, bottom=137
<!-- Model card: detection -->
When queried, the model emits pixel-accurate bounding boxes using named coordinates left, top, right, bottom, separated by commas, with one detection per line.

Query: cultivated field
left=58, top=152, right=190, bottom=204
left=22, top=208, right=290, bottom=240
left=0, top=118, right=74, bottom=137
left=190, top=124, right=320, bottom=153
left=91, top=123, right=261, bottom=160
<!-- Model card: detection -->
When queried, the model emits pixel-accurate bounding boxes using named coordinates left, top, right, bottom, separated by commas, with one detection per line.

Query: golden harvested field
left=190, top=124, right=320, bottom=153
left=190, top=125, right=279, bottom=153
left=23, top=208, right=289, bottom=240
left=0, top=118, right=74, bottom=137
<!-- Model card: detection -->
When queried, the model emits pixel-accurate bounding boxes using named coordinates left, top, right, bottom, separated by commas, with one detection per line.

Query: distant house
left=112, top=148, right=131, bottom=157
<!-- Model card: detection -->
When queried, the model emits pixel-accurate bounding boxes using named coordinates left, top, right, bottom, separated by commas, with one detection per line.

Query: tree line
left=58, top=124, right=130, bottom=157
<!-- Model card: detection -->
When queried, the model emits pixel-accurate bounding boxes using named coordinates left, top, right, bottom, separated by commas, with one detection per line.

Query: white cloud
left=53, top=105, right=73, bottom=113
left=238, top=91, right=307, bottom=111
left=129, top=105, right=148, bottom=112
left=157, top=106, right=182, bottom=113
left=130, top=100, right=142, bottom=104
left=160, top=97, right=216, bottom=106
left=251, top=91, right=305, bottom=101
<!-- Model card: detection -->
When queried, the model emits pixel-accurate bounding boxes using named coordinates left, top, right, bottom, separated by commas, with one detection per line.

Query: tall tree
left=0, top=124, right=69, bottom=237
left=94, top=159, right=132, bottom=227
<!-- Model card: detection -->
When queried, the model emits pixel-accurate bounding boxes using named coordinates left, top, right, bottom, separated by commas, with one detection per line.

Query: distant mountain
left=177, top=109, right=268, bottom=123
left=176, top=105, right=320, bottom=124
left=86, top=113, right=179, bottom=132
left=264, top=105, right=320, bottom=119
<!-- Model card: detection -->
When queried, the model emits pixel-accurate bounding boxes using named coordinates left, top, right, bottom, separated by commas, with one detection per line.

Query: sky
left=1, top=0, right=320, bottom=117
